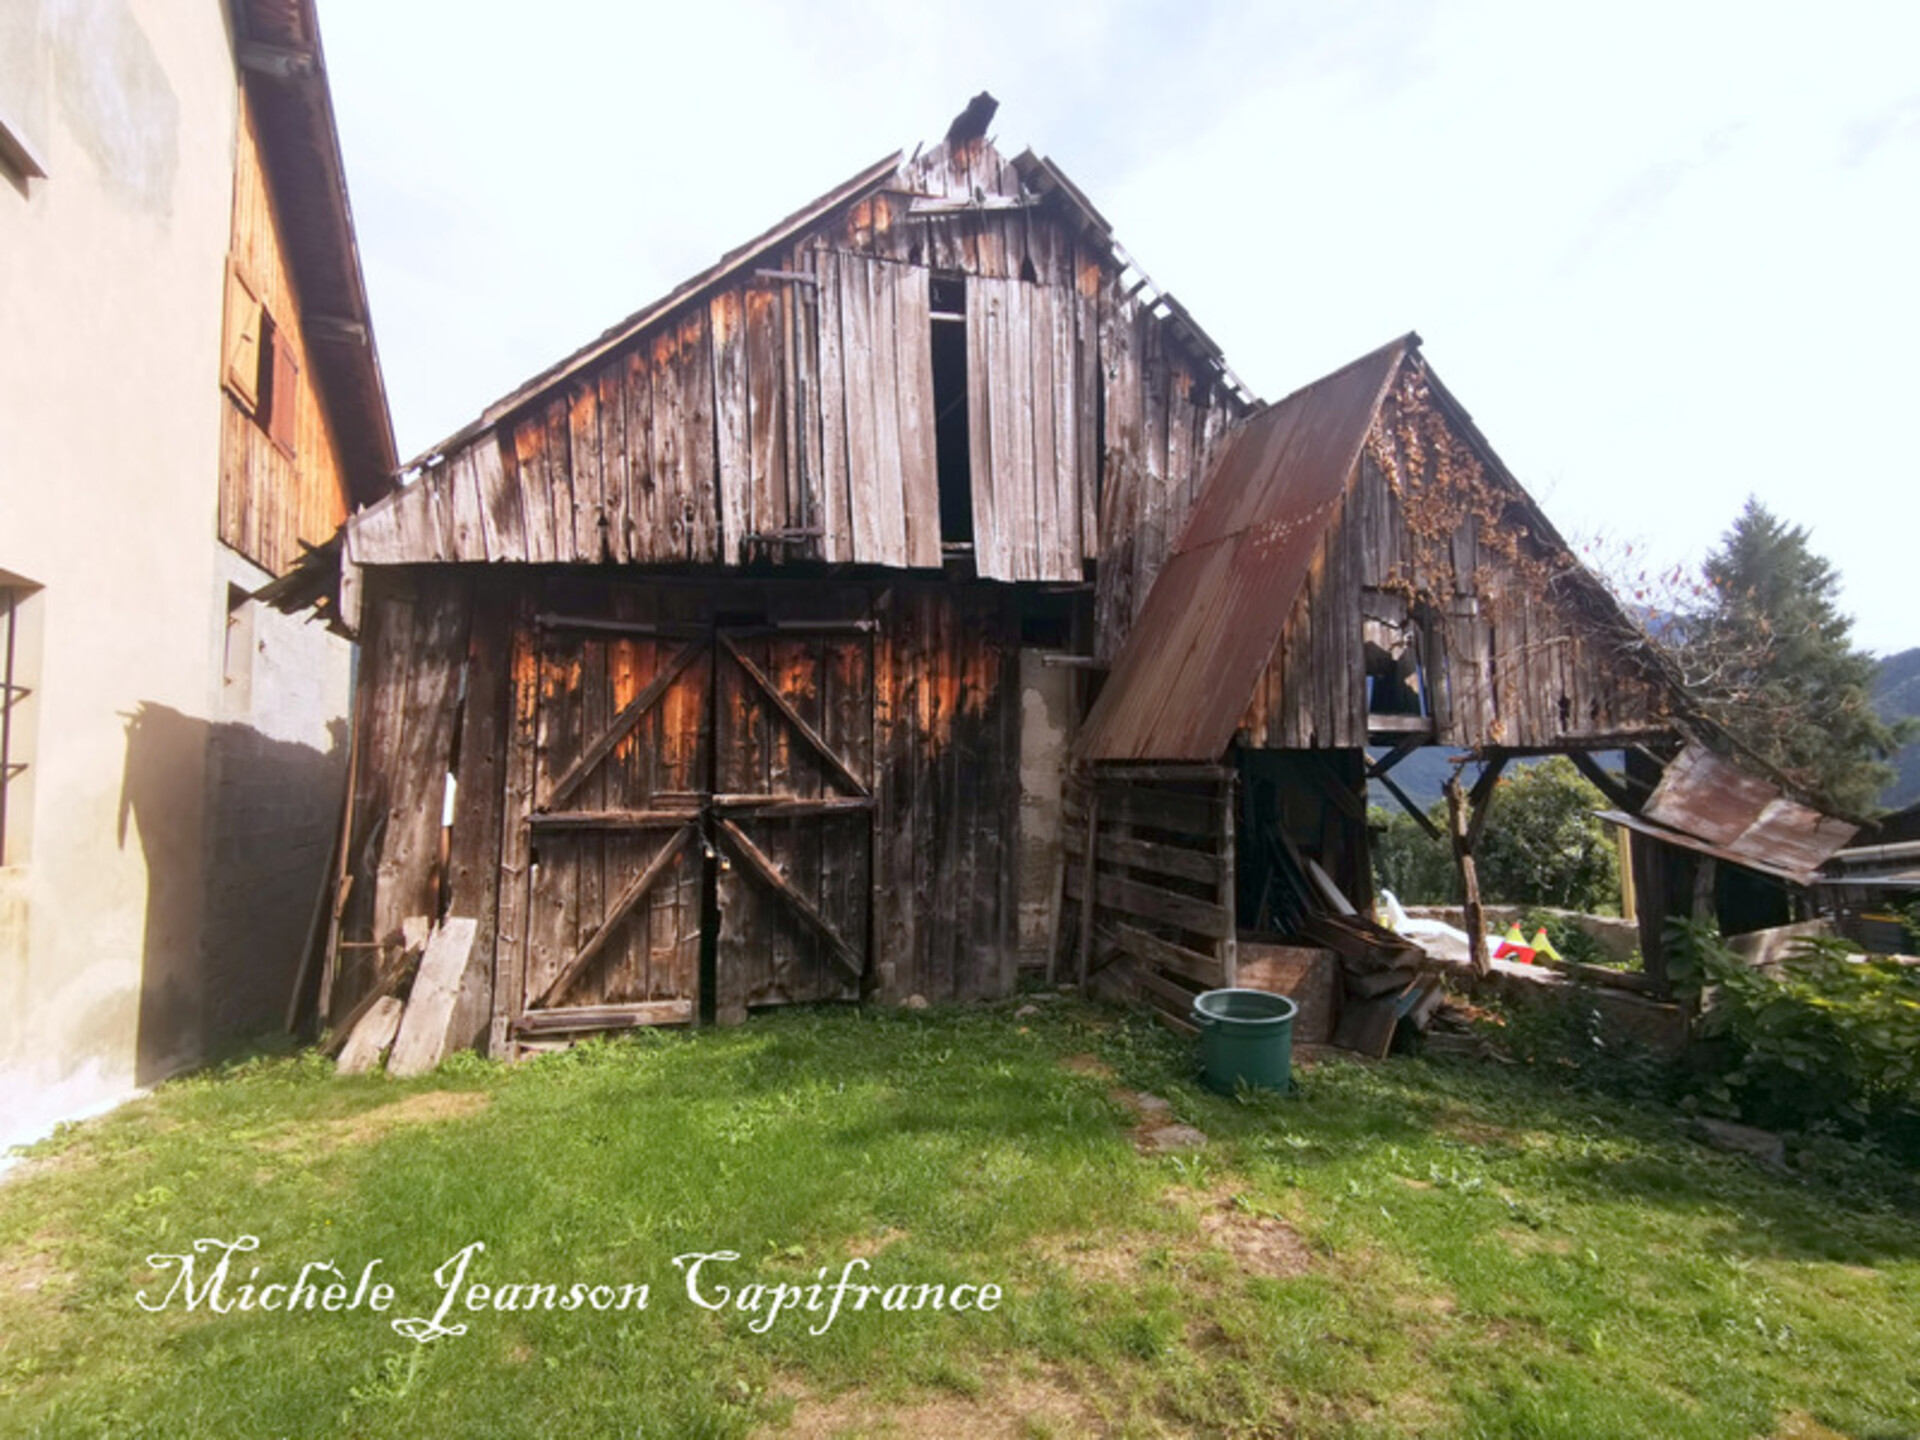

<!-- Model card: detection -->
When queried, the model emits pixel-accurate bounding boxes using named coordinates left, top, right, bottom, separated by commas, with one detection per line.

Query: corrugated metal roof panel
left=1075, top=335, right=1413, bottom=762
left=1638, top=744, right=1858, bottom=880
left=1597, top=809, right=1821, bottom=887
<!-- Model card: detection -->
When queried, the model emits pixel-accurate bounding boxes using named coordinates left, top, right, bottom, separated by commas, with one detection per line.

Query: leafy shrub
left=1672, top=918, right=1920, bottom=1158
left=1475, top=758, right=1621, bottom=913
left=1458, top=988, right=1683, bottom=1104
left=1369, top=804, right=1456, bottom=903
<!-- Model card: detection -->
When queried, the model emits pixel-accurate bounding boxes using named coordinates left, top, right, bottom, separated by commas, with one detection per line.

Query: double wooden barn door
left=509, top=590, right=874, bottom=1041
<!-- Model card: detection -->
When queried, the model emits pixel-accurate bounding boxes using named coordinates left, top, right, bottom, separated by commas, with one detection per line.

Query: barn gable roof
left=396, top=130, right=1254, bottom=476
left=336, top=122, right=1256, bottom=595
left=1076, top=334, right=1690, bottom=762
left=1075, top=336, right=1411, bottom=762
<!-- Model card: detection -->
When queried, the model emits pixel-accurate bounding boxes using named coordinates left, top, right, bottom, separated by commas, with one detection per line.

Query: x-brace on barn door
left=513, top=601, right=874, bottom=1039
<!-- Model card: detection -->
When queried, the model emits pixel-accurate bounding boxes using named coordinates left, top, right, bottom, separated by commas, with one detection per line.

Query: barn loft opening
left=930, top=273, right=972, bottom=545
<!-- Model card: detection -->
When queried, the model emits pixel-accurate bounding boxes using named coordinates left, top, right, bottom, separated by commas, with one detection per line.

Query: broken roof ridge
left=397, top=113, right=1266, bottom=482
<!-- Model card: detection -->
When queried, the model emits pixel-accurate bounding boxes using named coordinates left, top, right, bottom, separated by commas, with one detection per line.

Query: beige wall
left=0, top=0, right=261, bottom=1145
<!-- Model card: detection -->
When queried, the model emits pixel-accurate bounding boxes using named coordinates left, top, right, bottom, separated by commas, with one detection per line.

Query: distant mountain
left=1876, top=647, right=1920, bottom=810
left=1369, top=746, right=1466, bottom=812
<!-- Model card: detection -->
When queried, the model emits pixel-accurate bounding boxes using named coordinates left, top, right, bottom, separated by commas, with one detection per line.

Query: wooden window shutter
left=222, top=262, right=263, bottom=412
left=266, top=319, right=299, bottom=456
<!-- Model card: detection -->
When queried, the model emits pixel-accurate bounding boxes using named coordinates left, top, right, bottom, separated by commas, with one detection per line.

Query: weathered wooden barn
left=290, top=104, right=1862, bottom=1065
left=305, top=107, right=1264, bottom=1056
left=1062, top=333, right=1856, bottom=1025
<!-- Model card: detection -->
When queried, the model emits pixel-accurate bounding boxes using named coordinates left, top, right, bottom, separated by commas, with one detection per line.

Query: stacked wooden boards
left=1063, top=766, right=1238, bottom=1032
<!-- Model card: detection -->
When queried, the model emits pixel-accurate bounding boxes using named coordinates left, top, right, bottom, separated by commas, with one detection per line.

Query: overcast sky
left=319, top=0, right=1918, bottom=656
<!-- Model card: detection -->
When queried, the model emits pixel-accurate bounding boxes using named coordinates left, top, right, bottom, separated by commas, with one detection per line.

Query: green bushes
left=1672, top=918, right=1920, bottom=1159
left=1475, top=759, right=1620, bottom=914
left=1368, top=805, right=1457, bottom=903
left=1370, top=758, right=1621, bottom=912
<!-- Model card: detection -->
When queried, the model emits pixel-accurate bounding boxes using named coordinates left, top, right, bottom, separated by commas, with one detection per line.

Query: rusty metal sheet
left=1597, top=809, right=1819, bottom=886
left=1076, top=336, right=1414, bottom=762
left=1641, top=744, right=1857, bottom=878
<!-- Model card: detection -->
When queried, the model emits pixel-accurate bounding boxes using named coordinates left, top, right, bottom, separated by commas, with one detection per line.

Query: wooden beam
left=236, top=41, right=316, bottom=79
left=546, top=638, right=707, bottom=810
left=532, top=826, right=695, bottom=1009
left=719, top=634, right=868, bottom=798
left=1075, top=794, right=1099, bottom=994
left=516, top=1000, right=694, bottom=1035
left=335, top=996, right=404, bottom=1075
left=716, top=819, right=863, bottom=982
left=1092, top=762, right=1233, bottom=783
left=1464, top=752, right=1509, bottom=853
left=1067, top=869, right=1235, bottom=940
left=711, top=794, right=875, bottom=817
left=1366, top=733, right=1428, bottom=781
left=1445, top=778, right=1490, bottom=978
left=1567, top=749, right=1633, bottom=810
left=1367, top=715, right=1436, bottom=738
left=388, top=918, right=479, bottom=1077
left=534, top=613, right=707, bottom=639
left=1090, top=829, right=1225, bottom=886
left=1112, top=921, right=1226, bottom=989
left=1376, top=770, right=1443, bottom=842
left=529, top=807, right=704, bottom=830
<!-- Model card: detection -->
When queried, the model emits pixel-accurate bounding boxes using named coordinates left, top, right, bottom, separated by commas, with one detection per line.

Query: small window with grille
left=1, top=575, right=44, bottom=866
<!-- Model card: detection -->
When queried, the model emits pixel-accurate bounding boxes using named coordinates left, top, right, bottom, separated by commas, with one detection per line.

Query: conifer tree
left=1680, top=498, right=1912, bottom=816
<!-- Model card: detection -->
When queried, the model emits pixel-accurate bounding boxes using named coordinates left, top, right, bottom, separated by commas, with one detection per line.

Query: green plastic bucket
left=1191, top=989, right=1297, bottom=1095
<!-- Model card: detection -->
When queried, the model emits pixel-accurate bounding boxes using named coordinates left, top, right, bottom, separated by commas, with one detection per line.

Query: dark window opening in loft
left=930, top=273, right=972, bottom=545
left=1364, top=638, right=1428, bottom=717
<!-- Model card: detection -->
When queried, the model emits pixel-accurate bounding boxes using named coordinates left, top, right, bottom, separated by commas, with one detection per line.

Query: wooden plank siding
left=218, top=89, right=353, bottom=576
left=1061, top=768, right=1237, bottom=992
left=326, top=571, right=473, bottom=1029
left=870, top=583, right=1022, bottom=1004
left=334, top=570, right=1028, bottom=1047
left=348, top=140, right=1248, bottom=661
left=1236, top=363, right=1676, bottom=754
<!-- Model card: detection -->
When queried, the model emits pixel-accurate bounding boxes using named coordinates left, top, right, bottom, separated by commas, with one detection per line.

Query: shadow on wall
left=119, top=703, right=346, bottom=1086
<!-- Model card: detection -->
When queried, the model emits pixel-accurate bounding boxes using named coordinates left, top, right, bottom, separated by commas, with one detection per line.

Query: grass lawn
left=2, top=997, right=1917, bottom=1438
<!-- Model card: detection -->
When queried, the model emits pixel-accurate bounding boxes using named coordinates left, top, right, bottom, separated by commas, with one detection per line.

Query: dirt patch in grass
left=263, top=1090, right=492, bottom=1153
left=1108, top=1088, right=1207, bottom=1154
left=1434, top=1112, right=1519, bottom=1148
left=770, top=1367, right=1096, bottom=1438
left=0, top=1241, right=73, bottom=1310
left=1192, top=1191, right=1312, bottom=1280
left=1495, top=1226, right=1572, bottom=1257
left=1033, top=1184, right=1312, bottom=1289
left=1031, top=1229, right=1172, bottom=1287
left=843, top=1227, right=905, bottom=1260
left=1058, top=1053, right=1114, bottom=1081
left=1771, top=1412, right=1851, bottom=1440
left=331, top=1090, right=490, bottom=1144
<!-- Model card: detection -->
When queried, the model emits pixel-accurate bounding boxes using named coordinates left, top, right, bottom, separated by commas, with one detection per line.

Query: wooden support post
left=1075, top=792, right=1099, bottom=994
left=1218, top=769, right=1237, bottom=987
left=1691, top=856, right=1718, bottom=925
left=1445, top=777, right=1489, bottom=978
